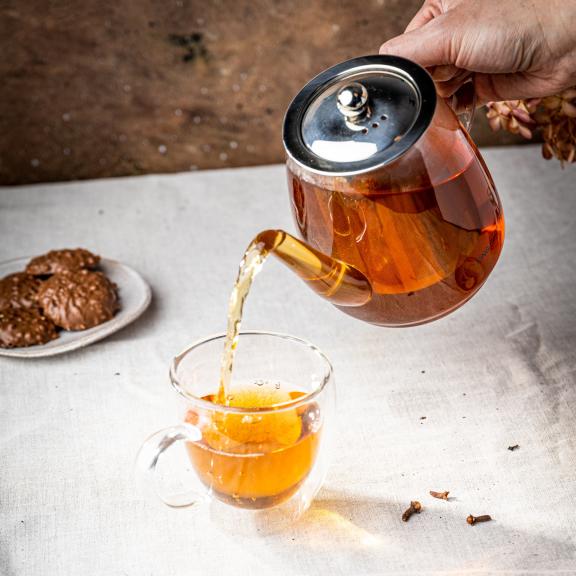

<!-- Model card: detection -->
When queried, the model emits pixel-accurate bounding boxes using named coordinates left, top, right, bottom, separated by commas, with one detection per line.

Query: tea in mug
left=185, top=382, right=322, bottom=509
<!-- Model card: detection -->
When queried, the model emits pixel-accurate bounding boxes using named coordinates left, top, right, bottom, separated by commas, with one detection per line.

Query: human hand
left=379, top=0, right=576, bottom=105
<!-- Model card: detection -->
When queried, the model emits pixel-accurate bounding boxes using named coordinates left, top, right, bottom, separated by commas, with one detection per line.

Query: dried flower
left=540, top=89, right=576, bottom=118
left=486, top=88, right=576, bottom=166
left=486, top=100, right=538, bottom=139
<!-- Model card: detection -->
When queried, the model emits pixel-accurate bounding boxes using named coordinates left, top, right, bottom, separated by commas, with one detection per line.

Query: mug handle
left=135, top=423, right=205, bottom=508
left=449, top=76, right=477, bottom=133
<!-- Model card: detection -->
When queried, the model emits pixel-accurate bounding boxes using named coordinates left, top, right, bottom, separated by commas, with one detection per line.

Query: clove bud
left=430, top=490, right=450, bottom=500
left=402, top=501, right=422, bottom=522
left=467, top=514, right=492, bottom=526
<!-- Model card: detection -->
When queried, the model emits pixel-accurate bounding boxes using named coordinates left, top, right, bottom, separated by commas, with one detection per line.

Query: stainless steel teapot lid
left=283, top=55, right=437, bottom=176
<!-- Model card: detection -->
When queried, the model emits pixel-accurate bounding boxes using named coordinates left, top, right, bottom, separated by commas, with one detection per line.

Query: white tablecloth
left=1, top=146, right=575, bottom=575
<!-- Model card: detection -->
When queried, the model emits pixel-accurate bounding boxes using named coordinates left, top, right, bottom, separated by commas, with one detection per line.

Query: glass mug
left=136, top=332, right=335, bottom=528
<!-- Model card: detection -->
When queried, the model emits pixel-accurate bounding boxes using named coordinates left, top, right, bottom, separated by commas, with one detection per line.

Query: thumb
left=404, top=2, right=442, bottom=33
left=379, top=16, right=454, bottom=69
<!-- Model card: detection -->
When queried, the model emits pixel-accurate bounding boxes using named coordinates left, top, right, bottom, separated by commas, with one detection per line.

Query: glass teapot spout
left=254, top=229, right=372, bottom=307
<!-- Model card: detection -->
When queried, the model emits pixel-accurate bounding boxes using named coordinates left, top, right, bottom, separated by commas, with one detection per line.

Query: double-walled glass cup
left=136, top=332, right=335, bottom=528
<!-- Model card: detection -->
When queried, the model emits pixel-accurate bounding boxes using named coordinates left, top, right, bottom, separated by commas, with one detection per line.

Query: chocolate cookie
left=0, top=308, right=59, bottom=348
left=0, top=272, right=42, bottom=311
left=26, top=248, right=100, bottom=276
left=37, top=270, right=119, bottom=330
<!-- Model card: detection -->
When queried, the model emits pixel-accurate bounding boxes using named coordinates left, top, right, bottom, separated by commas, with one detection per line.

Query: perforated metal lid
left=283, top=55, right=437, bottom=176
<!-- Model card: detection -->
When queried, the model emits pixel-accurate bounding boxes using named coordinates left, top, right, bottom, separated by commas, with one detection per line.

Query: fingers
left=474, top=73, right=534, bottom=106
left=435, top=69, right=474, bottom=97
left=379, top=15, right=454, bottom=69
left=431, top=64, right=461, bottom=82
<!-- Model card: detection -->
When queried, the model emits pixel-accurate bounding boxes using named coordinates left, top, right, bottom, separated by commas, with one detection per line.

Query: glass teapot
left=256, top=55, right=504, bottom=326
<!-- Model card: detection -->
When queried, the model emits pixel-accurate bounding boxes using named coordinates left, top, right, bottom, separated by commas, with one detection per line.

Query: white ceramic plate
left=0, top=257, right=152, bottom=358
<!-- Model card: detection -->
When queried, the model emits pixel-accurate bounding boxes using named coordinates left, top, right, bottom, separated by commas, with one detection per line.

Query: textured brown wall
left=0, top=0, right=525, bottom=185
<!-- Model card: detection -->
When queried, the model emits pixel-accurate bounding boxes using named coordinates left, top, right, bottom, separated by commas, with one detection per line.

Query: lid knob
left=337, top=82, right=369, bottom=120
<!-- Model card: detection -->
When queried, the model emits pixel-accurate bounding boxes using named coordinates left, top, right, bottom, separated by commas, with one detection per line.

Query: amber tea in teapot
left=287, top=136, right=504, bottom=325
